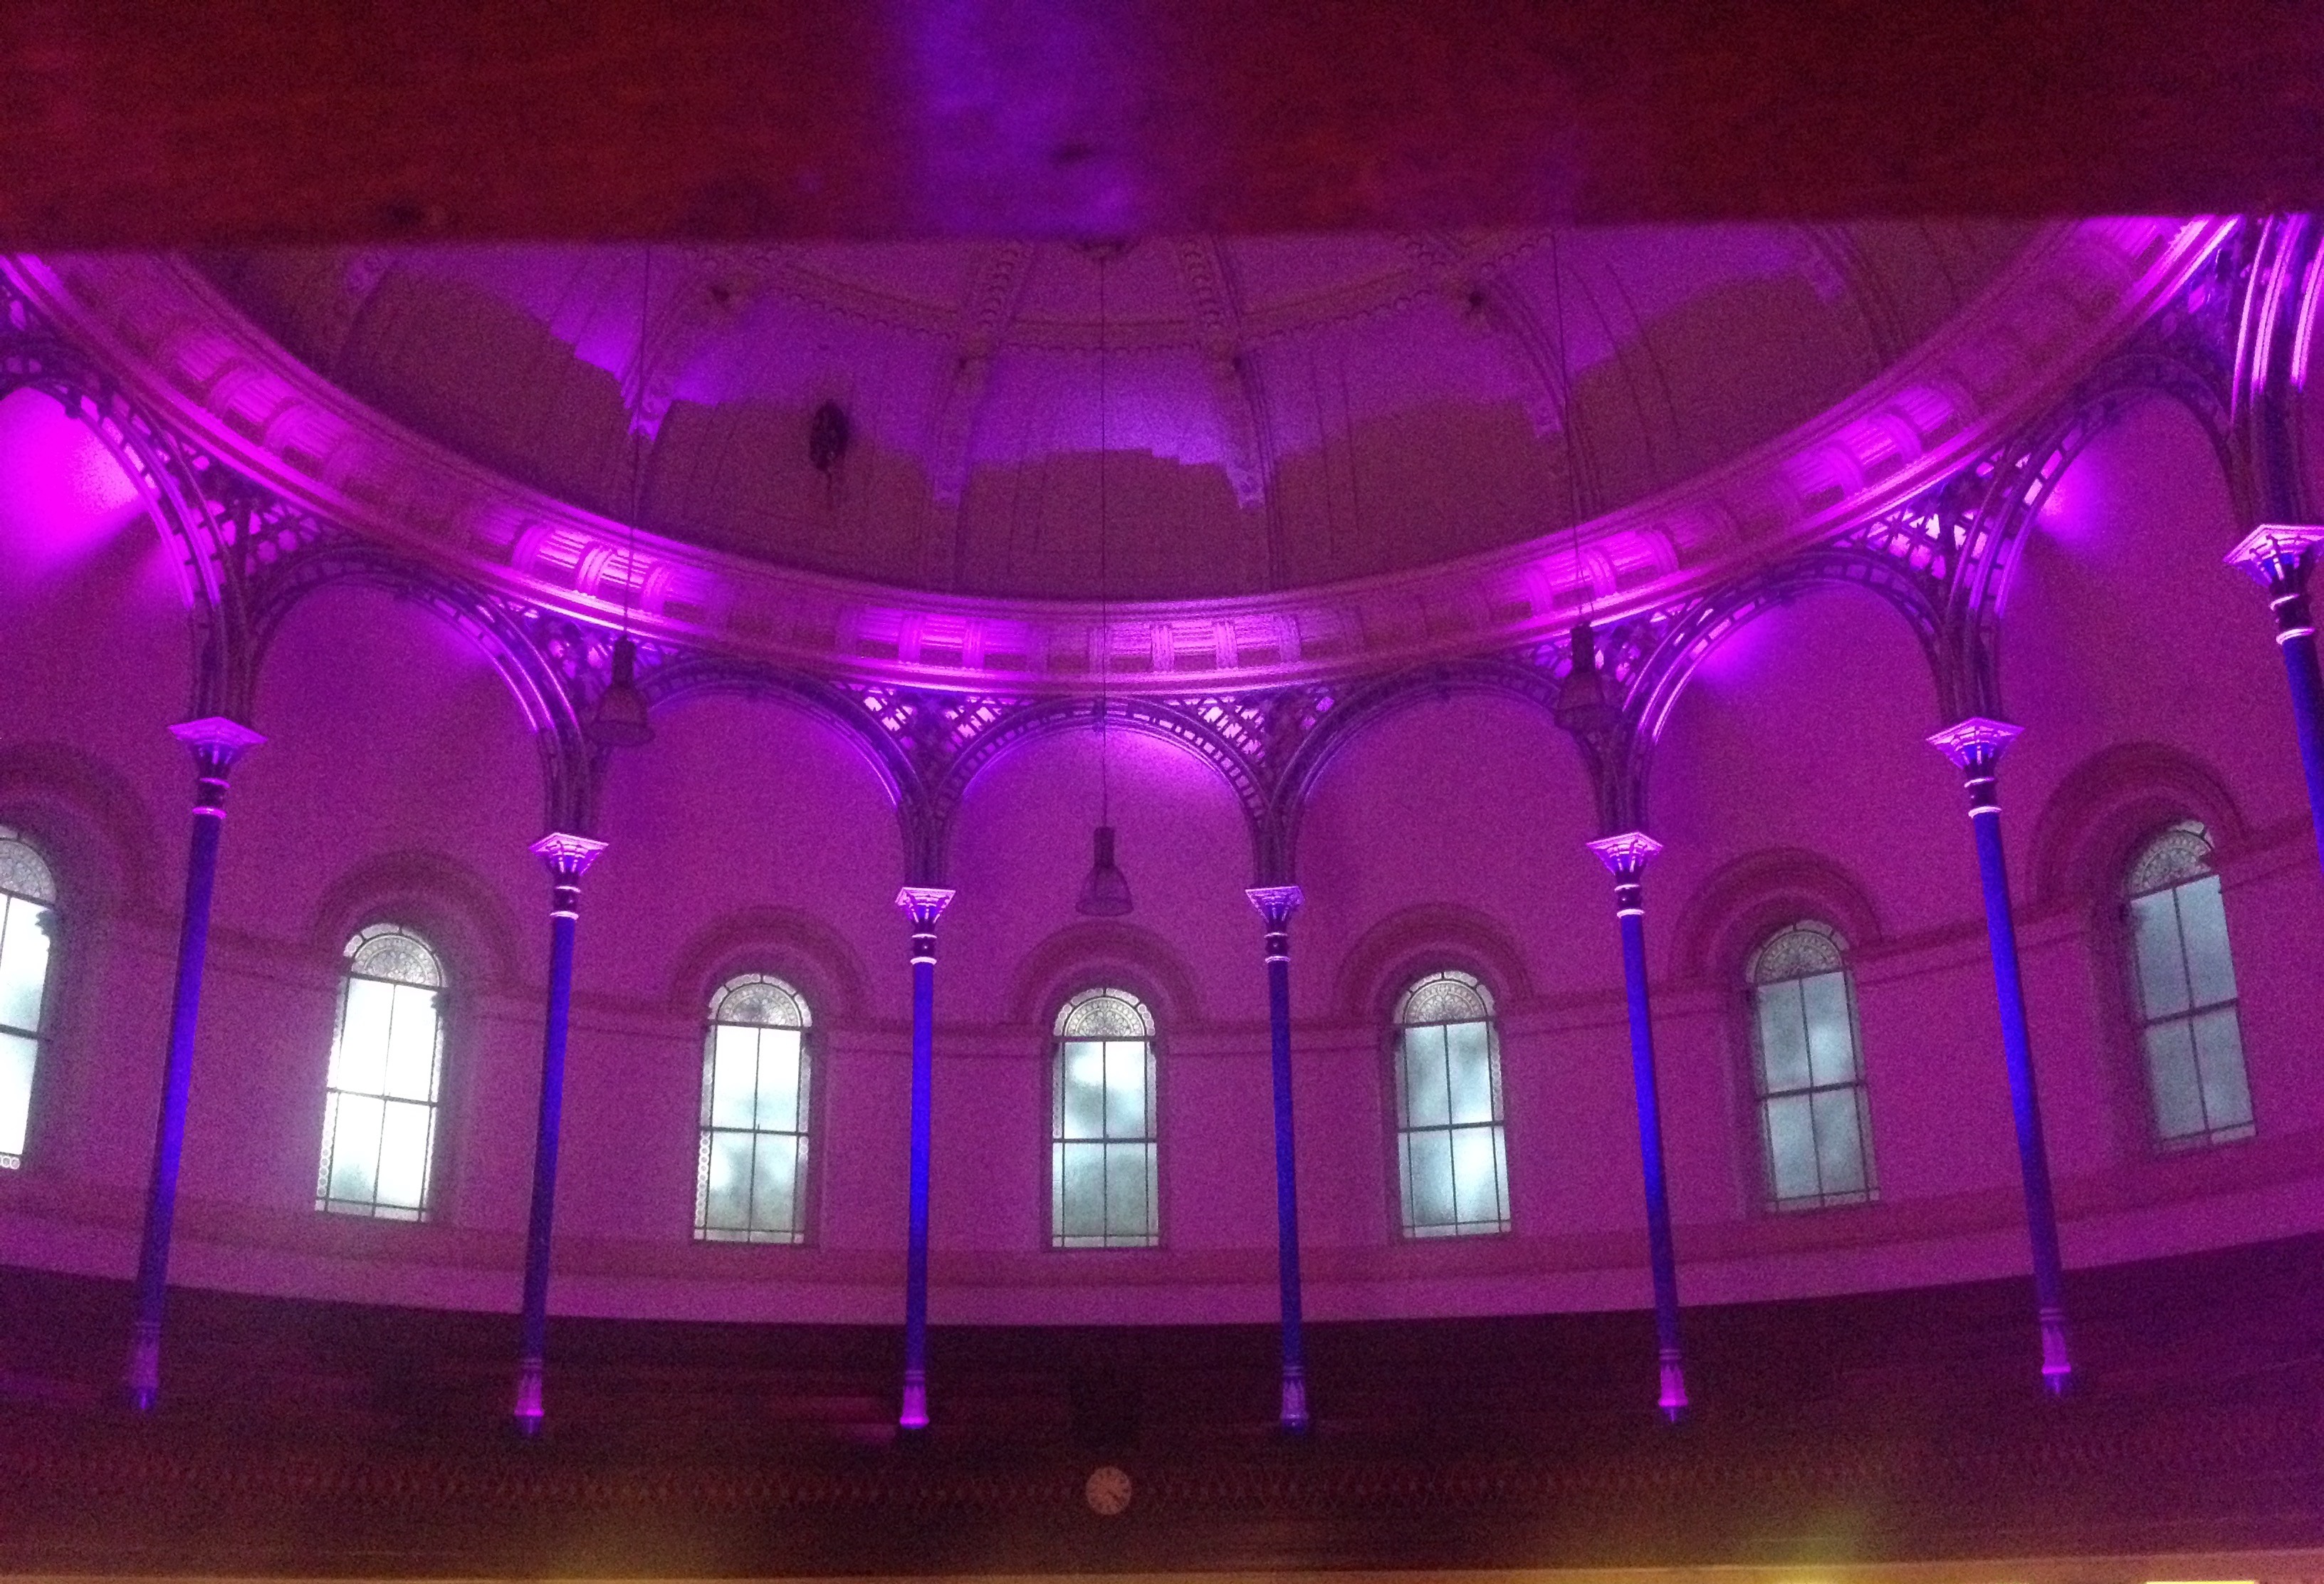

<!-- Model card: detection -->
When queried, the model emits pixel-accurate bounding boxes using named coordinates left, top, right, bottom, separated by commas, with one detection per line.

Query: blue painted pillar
left=1586, top=831, right=1686, bottom=1421
left=1246, top=885, right=1309, bottom=1433
left=1927, top=718, right=2071, bottom=1393
left=513, top=831, right=607, bottom=1436
left=125, top=717, right=266, bottom=1412
left=894, top=885, right=955, bottom=1432
left=2227, top=525, right=2324, bottom=877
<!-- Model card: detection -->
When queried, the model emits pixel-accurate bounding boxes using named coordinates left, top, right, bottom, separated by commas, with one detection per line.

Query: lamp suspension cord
left=622, top=249, right=651, bottom=642
left=1551, top=232, right=1588, bottom=626
left=1096, top=249, right=1111, bottom=828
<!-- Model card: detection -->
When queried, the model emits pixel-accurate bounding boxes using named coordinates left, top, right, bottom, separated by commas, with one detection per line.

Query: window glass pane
left=2176, top=875, right=2238, bottom=1009
left=1058, top=1040, right=1107, bottom=1139
left=1764, top=1093, right=1818, bottom=1202
left=1403, top=1127, right=1457, bottom=1229
left=1755, top=981, right=1812, bottom=1093
left=1799, top=971, right=1858, bottom=1085
left=1104, top=1142, right=1153, bottom=1240
left=373, top=1098, right=432, bottom=1211
left=1443, top=1021, right=1495, bottom=1125
left=703, top=1131, right=754, bottom=1230
left=755, top=1028, right=803, bottom=1133
left=2190, top=1006, right=2253, bottom=1132
left=2143, top=1019, right=2205, bottom=1140
left=324, top=1093, right=384, bottom=1204
left=1103, top=1040, right=1148, bottom=1137
left=708, top=1025, right=760, bottom=1130
left=2128, top=890, right=2190, bottom=1019
left=1055, top=1141, right=1106, bottom=1239
left=331, top=978, right=394, bottom=1095
left=0, top=1029, right=34, bottom=1160
left=1400, top=1026, right=1451, bottom=1127
left=753, top=1132, right=801, bottom=1233
left=0, top=897, right=51, bottom=1033
left=1810, top=1087, right=1868, bottom=1197
left=1450, top=1125, right=1504, bottom=1226
left=380, top=984, right=439, bottom=1103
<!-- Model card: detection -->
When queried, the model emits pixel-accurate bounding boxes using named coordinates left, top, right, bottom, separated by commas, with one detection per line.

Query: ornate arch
left=244, top=535, right=598, bottom=835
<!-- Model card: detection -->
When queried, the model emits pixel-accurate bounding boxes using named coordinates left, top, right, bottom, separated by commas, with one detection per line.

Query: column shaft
left=1249, top=885, right=1308, bottom=1432
left=894, top=887, right=953, bottom=1432
left=1931, top=719, right=2070, bottom=1391
left=514, top=834, right=604, bottom=1435
left=2276, top=622, right=2324, bottom=875
left=125, top=719, right=262, bottom=1413
left=1588, top=833, right=1685, bottom=1420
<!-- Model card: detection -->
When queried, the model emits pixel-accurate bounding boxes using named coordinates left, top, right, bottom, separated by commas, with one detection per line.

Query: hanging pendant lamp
left=1077, top=823, right=1134, bottom=917
left=588, top=633, right=655, bottom=749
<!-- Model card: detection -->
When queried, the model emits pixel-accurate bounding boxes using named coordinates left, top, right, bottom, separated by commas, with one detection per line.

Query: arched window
left=2125, top=820, right=2251, bottom=1147
left=0, top=828, right=58, bottom=1169
left=697, top=974, right=814, bottom=1243
left=1749, top=922, right=1875, bottom=1209
left=317, top=924, right=446, bottom=1219
left=1052, top=986, right=1158, bottom=1249
left=1392, top=969, right=1510, bottom=1237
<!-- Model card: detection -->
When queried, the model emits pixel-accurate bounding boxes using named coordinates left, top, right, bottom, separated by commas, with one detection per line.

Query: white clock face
left=1084, top=1464, right=1133, bottom=1516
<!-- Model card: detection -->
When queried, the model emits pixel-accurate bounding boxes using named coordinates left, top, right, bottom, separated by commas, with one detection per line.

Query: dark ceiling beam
left=4, top=0, right=2322, bottom=249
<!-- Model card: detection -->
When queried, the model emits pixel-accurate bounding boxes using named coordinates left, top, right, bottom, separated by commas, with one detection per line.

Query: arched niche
left=2006, top=397, right=2299, bottom=850
left=188, top=580, right=543, bottom=1224
left=1295, top=688, right=1601, bottom=1002
left=0, top=387, right=192, bottom=800
left=1647, top=582, right=1964, bottom=1224
left=942, top=717, right=1257, bottom=1028
left=590, top=689, right=904, bottom=1009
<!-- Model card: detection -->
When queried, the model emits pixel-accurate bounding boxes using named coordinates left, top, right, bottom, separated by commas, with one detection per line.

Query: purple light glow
left=0, top=389, right=150, bottom=568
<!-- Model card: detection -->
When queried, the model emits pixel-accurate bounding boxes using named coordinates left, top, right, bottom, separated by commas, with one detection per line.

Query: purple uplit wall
left=0, top=333, right=2320, bottom=1330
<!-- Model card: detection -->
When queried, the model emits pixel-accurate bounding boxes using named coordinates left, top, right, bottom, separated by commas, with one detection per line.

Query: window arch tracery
left=1051, top=986, right=1158, bottom=1249
left=1391, top=969, right=1510, bottom=1238
left=2123, top=819, right=2251, bottom=1147
left=697, top=973, right=815, bottom=1243
left=317, top=922, right=445, bottom=1219
left=0, top=826, right=58, bottom=1170
left=1748, top=920, right=1875, bottom=1209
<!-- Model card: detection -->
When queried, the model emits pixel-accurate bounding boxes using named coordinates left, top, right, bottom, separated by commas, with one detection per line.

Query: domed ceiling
left=199, top=224, right=2038, bottom=602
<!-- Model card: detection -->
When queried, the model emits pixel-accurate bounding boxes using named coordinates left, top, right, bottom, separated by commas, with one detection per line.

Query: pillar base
left=1658, top=1350, right=1689, bottom=1423
left=513, top=1358, right=545, bottom=1437
left=899, top=1367, right=928, bottom=1431
left=123, top=1320, right=161, bottom=1413
left=1278, top=1367, right=1309, bottom=1434
left=2039, top=1308, right=2073, bottom=1395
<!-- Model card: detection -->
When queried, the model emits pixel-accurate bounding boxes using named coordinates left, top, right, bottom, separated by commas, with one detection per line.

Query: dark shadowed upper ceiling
left=200, top=223, right=2039, bottom=602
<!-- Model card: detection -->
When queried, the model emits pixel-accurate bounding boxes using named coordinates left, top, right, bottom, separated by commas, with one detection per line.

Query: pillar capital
left=1245, top=885, right=1304, bottom=925
left=1586, top=830, right=1663, bottom=877
left=169, top=716, right=265, bottom=773
left=894, top=885, right=957, bottom=927
left=1926, top=717, right=2022, bottom=770
left=528, top=831, right=607, bottom=880
left=2226, top=522, right=2324, bottom=587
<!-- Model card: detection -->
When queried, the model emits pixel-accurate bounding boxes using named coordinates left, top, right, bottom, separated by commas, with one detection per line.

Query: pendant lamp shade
left=588, top=635, right=655, bottom=749
left=1077, top=824, right=1134, bottom=917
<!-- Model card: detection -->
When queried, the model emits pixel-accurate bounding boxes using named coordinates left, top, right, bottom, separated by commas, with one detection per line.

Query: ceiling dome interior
left=200, top=222, right=2038, bottom=602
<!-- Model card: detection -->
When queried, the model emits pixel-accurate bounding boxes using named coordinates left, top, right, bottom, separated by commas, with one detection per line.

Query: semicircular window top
left=317, top=923, right=446, bottom=1220
left=697, top=974, right=815, bottom=1244
left=2125, top=819, right=2252, bottom=1148
left=1392, top=969, right=1511, bottom=1238
left=1052, top=986, right=1159, bottom=1249
left=1749, top=921, right=1875, bottom=1210
left=0, top=828, right=58, bottom=1170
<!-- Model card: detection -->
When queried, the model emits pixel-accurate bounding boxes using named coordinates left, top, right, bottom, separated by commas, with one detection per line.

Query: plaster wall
left=0, top=388, right=2316, bottom=1331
